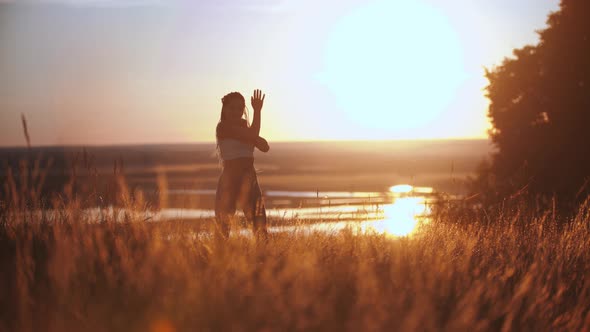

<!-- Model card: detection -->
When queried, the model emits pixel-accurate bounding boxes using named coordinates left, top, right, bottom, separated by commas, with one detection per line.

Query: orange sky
left=0, top=0, right=559, bottom=146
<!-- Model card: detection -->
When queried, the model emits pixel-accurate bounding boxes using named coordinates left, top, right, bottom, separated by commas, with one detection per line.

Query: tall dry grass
left=2, top=159, right=590, bottom=331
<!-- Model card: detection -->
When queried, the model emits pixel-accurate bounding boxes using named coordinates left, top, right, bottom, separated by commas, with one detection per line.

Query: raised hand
left=251, top=89, right=265, bottom=112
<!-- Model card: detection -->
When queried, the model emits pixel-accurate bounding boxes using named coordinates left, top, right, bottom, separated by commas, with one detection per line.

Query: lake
left=1, top=140, right=491, bottom=236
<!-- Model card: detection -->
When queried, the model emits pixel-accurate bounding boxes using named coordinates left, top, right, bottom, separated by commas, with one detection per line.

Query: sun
left=317, top=0, right=467, bottom=134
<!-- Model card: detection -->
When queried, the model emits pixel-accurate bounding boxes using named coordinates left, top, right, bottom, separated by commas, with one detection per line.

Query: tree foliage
left=477, top=0, right=590, bottom=211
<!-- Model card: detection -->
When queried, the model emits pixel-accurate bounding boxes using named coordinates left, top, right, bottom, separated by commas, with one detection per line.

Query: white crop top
left=217, top=138, right=254, bottom=161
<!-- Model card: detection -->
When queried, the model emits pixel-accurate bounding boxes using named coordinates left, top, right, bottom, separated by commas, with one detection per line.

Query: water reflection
left=269, top=196, right=431, bottom=237
left=365, top=197, right=429, bottom=236
left=389, top=184, right=414, bottom=194
left=265, top=185, right=434, bottom=237
left=68, top=185, right=434, bottom=237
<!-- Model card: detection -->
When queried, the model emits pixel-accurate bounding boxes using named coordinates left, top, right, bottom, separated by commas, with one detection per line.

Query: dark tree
left=477, top=0, right=590, bottom=212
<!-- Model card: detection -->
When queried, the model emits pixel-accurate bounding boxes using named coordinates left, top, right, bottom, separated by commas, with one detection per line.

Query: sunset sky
left=0, top=0, right=559, bottom=146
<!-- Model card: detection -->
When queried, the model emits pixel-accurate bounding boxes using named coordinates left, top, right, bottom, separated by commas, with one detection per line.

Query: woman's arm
left=217, top=123, right=270, bottom=152
left=217, top=122, right=257, bottom=142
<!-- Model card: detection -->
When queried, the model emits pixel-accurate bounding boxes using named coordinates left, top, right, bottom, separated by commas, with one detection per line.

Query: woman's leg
left=241, top=168, right=268, bottom=240
left=214, top=168, right=239, bottom=239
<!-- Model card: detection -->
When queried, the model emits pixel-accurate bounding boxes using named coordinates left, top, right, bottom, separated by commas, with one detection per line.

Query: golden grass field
left=2, top=170, right=590, bottom=331
left=1, top=141, right=589, bottom=331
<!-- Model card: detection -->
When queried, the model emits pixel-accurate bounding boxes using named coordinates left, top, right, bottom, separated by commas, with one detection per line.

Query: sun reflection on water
left=389, top=184, right=414, bottom=194
left=91, top=186, right=434, bottom=238
left=291, top=196, right=431, bottom=237
left=364, top=197, right=430, bottom=237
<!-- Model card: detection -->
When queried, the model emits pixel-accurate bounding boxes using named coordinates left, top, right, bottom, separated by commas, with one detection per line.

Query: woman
left=215, top=89, right=270, bottom=240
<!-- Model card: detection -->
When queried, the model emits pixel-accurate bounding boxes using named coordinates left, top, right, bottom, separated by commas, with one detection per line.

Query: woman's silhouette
left=215, top=89, right=270, bottom=240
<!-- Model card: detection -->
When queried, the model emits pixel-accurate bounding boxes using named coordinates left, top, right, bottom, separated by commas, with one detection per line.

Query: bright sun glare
left=390, top=184, right=414, bottom=194
left=318, top=0, right=467, bottom=134
left=369, top=197, right=429, bottom=237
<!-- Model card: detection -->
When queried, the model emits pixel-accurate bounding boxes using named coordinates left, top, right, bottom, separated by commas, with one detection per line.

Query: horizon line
left=0, top=137, right=491, bottom=149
